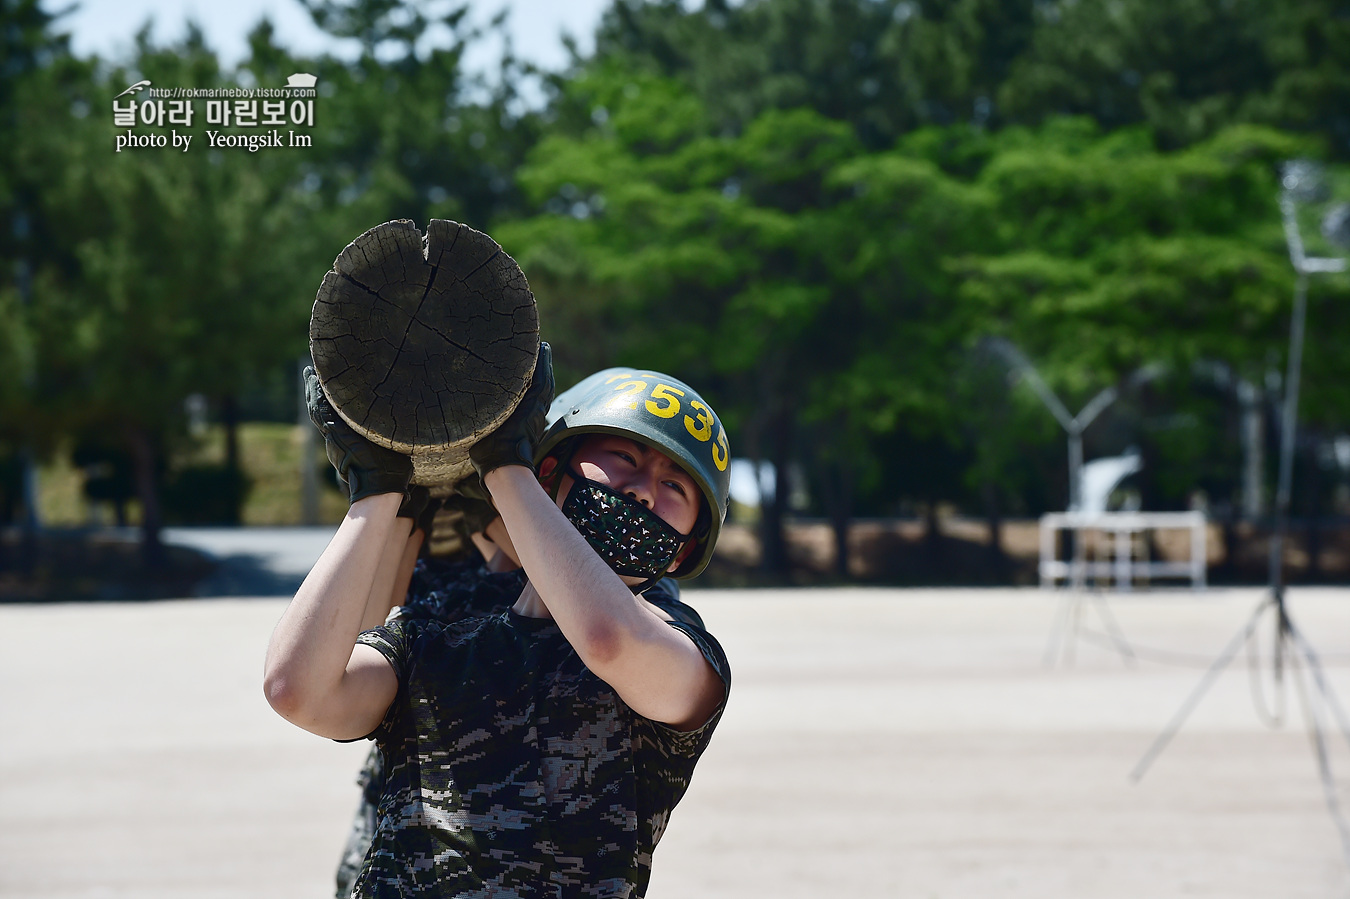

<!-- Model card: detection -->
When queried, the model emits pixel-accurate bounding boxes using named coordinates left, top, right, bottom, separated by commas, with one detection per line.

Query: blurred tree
left=0, top=0, right=63, bottom=443
left=0, top=0, right=95, bottom=572
left=506, top=49, right=1346, bottom=580
left=585, top=0, right=1350, bottom=159
left=1, top=0, right=539, bottom=563
left=811, top=129, right=993, bottom=536
left=8, top=0, right=1350, bottom=588
left=594, top=0, right=913, bottom=146
left=18, top=27, right=323, bottom=558
left=587, top=0, right=1040, bottom=147
left=506, top=65, right=1028, bottom=575
left=295, top=0, right=539, bottom=232
left=502, top=68, right=862, bottom=573
left=954, top=122, right=1344, bottom=522
left=999, top=0, right=1350, bottom=155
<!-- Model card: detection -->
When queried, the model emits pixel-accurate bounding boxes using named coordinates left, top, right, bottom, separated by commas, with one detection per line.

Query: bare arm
left=484, top=466, right=724, bottom=730
left=263, top=494, right=407, bottom=740
left=482, top=516, right=520, bottom=569
left=359, top=527, right=422, bottom=631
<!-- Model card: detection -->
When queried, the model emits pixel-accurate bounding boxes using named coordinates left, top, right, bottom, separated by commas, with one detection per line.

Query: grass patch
left=37, top=423, right=349, bottom=527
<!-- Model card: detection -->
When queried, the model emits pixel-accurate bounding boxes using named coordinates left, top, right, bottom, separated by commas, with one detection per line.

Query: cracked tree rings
left=308, top=219, right=540, bottom=488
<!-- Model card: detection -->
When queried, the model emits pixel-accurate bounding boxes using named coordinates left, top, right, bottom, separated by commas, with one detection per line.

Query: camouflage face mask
left=561, top=470, right=688, bottom=579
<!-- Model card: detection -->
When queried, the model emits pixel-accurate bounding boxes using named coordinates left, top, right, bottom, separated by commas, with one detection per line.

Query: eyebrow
left=611, top=438, right=695, bottom=488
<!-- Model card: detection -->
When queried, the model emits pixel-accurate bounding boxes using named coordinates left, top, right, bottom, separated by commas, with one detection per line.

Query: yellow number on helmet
left=611, top=380, right=647, bottom=410
left=684, top=401, right=713, bottom=442
left=712, top=426, right=729, bottom=472
left=647, top=384, right=684, bottom=418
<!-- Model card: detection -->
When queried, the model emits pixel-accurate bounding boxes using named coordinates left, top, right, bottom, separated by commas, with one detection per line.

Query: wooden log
left=309, top=219, right=539, bottom=489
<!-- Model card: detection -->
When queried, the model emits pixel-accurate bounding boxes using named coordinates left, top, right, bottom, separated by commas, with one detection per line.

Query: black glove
left=398, top=485, right=439, bottom=535
left=440, top=492, right=499, bottom=539
left=305, top=366, right=413, bottom=504
left=468, top=342, right=555, bottom=480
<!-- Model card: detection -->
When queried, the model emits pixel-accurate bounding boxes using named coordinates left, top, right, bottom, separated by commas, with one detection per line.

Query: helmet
left=536, top=368, right=731, bottom=579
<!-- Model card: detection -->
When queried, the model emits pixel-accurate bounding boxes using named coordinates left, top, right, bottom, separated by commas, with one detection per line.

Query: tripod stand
left=1127, top=588, right=1350, bottom=864
left=1042, top=577, right=1136, bottom=669
left=1129, top=175, right=1350, bottom=866
left=1042, top=514, right=1209, bottom=668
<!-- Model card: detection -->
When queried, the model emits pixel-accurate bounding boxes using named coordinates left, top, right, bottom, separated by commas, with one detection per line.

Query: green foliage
left=161, top=464, right=250, bottom=525
left=959, top=123, right=1309, bottom=384
left=23, top=32, right=317, bottom=448
left=589, top=0, right=1350, bottom=159
left=1000, top=0, right=1350, bottom=154
left=590, top=0, right=1041, bottom=146
left=0, top=0, right=543, bottom=555
left=8, top=0, right=1350, bottom=581
left=505, top=42, right=1350, bottom=531
left=291, top=1, right=539, bottom=232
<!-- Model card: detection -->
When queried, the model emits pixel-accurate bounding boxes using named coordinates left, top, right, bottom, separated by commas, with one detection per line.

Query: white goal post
left=1039, top=511, right=1208, bottom=591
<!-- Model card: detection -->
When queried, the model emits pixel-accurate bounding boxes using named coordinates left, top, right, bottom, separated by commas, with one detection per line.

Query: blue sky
left=45, top=0, right=613, bottom=76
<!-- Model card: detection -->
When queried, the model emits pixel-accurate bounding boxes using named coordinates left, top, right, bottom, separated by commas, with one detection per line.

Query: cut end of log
left=308, top=219, right=540, bottom=470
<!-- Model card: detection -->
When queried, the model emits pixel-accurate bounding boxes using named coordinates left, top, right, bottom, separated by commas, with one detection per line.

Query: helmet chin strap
left=629, top=572, right=670, bottom=596
left=539, top=437, right=578, bottom=502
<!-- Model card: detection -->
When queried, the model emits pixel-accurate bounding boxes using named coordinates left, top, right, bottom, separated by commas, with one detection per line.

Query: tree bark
left=818, top=454, right=853, bottom=579
left=222, top=393, right=240, bottom=475
left=17, top=447, right=39, bottom=578
left=222, top=393, right=242, bottom=525
left=126, top=425, right=164, bottom=569
left=924, top=498, right=941, bottom=548
left=981, top=480, right=1006, bottom=577
left=759, top=411, right=793, bottom=578
left=309, top=219, right=539, bottom=489
left=1219, top=511, right=1238, bottom=581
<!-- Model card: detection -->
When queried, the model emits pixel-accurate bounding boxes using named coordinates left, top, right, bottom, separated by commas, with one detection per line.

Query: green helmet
left=536, top=368, right=731, bottom=579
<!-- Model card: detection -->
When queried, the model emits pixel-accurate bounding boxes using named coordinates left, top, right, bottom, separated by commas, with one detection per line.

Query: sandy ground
left=4, top=586, right=1350, bottom=898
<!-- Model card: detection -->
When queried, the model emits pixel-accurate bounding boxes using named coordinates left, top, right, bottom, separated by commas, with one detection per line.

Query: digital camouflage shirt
left=396, top=554, right=528, bottom=627
left=336, top=555, right=528, bottom=899
left=350, top=581, right=730, bottom=899
left=334, top=558, right=703, bottom=899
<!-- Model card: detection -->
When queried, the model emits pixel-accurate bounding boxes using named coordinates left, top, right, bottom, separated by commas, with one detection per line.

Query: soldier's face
left=553, top=435, right=701, bottom=537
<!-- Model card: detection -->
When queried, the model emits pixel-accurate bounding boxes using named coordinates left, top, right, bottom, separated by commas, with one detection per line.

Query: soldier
left=332, top=465, right=702, bottom=899
left=266, top=348, right=732, bottom=898
left=331, top=509, right=522, bottom=899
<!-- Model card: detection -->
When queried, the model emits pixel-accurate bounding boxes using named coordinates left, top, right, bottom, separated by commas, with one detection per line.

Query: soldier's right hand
left=468, top=342, right=555, bottom=479
left=305, top=366, right=413, bottom=505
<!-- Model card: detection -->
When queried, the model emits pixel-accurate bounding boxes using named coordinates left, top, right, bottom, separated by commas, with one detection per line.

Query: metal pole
left=1067, top=429, right=1085, bottom=590
left=1268, top=266, right=1310, bottom=606
left=1115, top=523, right=1131, bottom=591
left=1038, top=513, right=1054, bottom=588
left=1191, top=513, right=1207, bottom=590
left=1067, top=428, right=1083, bottom=513
left=1238, top=380, right=1264, bottom=520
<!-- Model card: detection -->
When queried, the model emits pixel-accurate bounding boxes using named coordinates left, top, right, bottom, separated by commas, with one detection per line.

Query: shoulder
left=663, top=616, right=730, bottom=689
left=358, top=610, right=520, bottom=687
left=629, top=615, right=731, bottom=759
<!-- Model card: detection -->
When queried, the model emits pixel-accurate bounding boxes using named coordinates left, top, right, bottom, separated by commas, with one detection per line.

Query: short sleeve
left=348, top=619, right=422, bottom=743
left=356, top=619, right=414, bottom=681
left=648, top=619, right=732, bottom=757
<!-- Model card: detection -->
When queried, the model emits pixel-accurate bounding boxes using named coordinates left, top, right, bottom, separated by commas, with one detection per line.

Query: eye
left=663, top=478, right=689, bottom=497
left=611, top=450, right=636, bottom=465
